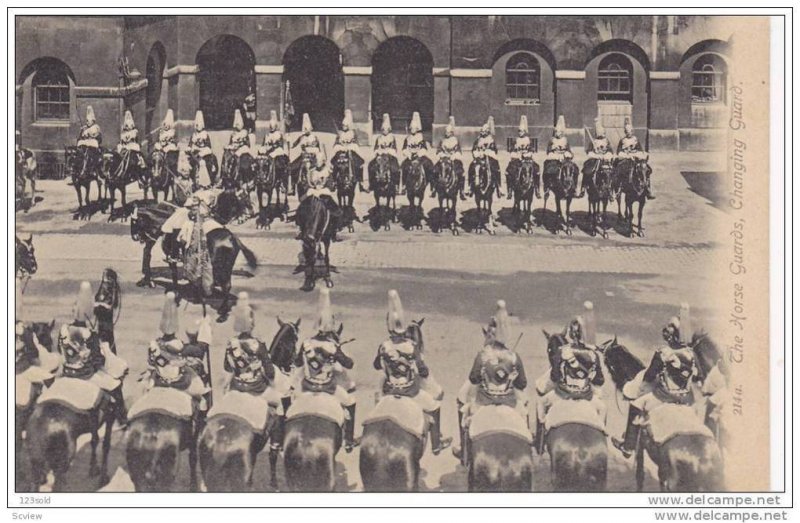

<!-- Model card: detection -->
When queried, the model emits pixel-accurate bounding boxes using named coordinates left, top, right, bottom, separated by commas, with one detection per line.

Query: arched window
left=32, top=63, right=71, bottom=121
left=506, top=53, right=540, bottom=101
left=597, top=53, right=633, bottom=102
left=691, top=54, right=726, bottom=103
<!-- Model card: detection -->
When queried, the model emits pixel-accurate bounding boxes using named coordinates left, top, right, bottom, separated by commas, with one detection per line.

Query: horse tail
left=283, top=416, right=339, bottom=492
left=125, top=414, right=183, bottom=492
left=231, top=234, right=258, bottom=270
left=198, top=417, right=256, bottom=492
left=359, top=420, right=422, bottom=492
left=547, top=423, right=608, bottom=492
left=662, top=435, right=723, bottom=491
left=470, top=433, right=533, bottom=492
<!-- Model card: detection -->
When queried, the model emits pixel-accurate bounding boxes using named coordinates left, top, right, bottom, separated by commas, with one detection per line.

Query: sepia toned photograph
left=9, top=9, right=784, bottom=506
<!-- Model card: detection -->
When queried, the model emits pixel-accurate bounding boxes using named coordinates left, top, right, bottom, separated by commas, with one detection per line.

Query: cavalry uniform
left=469, top=116, right=502, bottom=197
left=153, top=109, right=179, bottom=175
left=189, top=110, right=219, bottom=186
left=94, top=268, right=120, bottom=354
left=225, top=109, right=253, bottom=176
left=241, top=90, right=257, bottom=135
left=258, top=110, right=288, bottom=159
left=454, top=300, right=528, bottom=459
left=373, top=290, right=451, bottom=454
left=58, top=281, right=128, bottom=425
left=543, top=114, right=573, bottom=179
left=436, top=116, right=466, bottom=200
left=332, top=109, right=365, bottom=185
left=297, top=151, right=342, bottom=242
left=581, top=118, right=615, bottom=196
left=77, top=106, right=102, bottom=173
left=401, top=112, right=434, bottom=189
left=147, top=292, right=210, bottom=410
left=369, top=113, right=401, bottom=190
left=616, top=117, right=654, bottom=199
left=506, top=115, right=537, bottom=199
left=290, top=113, right=323, bottom=195
left=15, top=280, right=60, bottom=406
left=161, top=150, right=196, bottom=263
left=117, top=110, right=147, bottom=169
left=294, top=288, right=359, bottom=451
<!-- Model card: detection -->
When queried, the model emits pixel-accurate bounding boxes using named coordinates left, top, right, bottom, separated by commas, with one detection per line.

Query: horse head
left=26, top=320, right=57, bottom=353
left=16, top=234, right=37, bottom=276
left=631, top=161, right=649, bottom=196
left=271, top=317, right=302, bottom=372
left=403, top=318, right=426, bottom=353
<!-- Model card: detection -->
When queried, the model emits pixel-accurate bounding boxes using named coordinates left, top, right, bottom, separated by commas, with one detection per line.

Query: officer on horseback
left=153, top=109, right=179, bottom=174
left=259, top=110, right=288, bottom=160
left=147, top=292, right=211, bottom=411
left=333, top=109, right=365, bottom=189
left=58, top=281, right=128, bottom=427
left=297, top=150, right=342, bottom=242
left=453, top=300, right=529, bottom=459
left=374, top=290, right=452, bottom=455
left=370, top=113, right=401, bottom=192
left=117, top=110, right=147, bottom=170
left=469, top=116, right=502, bottom=198
left=436, top=116, right=466, bottom=200
left=225, top=109, right=253, bottom=181
left=295, top=288, right=359, bottom=452
left=15, top=280, right=60, bottom=398
left=544, top=114, right=573, bottom=167
left=616, top=116, right=655, bottom=199
left=290, top=113, right=322, bottom=195
left=240, top=88, right=257, bottom=135
left=401, top=112, right=433, bottom=187
left=612, top=303, right=699, bottom=458
left=161, top=150, right=197, bottom=263
left=189, top=110, right=219, bottom=185
left=77, top=105, right=102, bottom=173
left=507, top=115, right=536, bottom=200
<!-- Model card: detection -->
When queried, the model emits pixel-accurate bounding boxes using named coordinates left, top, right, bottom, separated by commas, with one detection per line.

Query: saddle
left=37, top=377, right=104, bottom=414
left=128, top=386, right=194, bottom=421
left=362, top=395, right=426, bottom=439
left=542, top=392, right=606, bottom=433
left=469, top=404, right=532, bottom=444
left=286, top=391, right=345, bottom=427
left=641, top=400, right=713, bottom=445
left=207, top=390, right=271, bottom=434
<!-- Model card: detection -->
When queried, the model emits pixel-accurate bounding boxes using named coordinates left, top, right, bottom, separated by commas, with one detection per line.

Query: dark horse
left=468, top=156, right=501, bottom=234
left=616, top=159, right=650, bottom=238
left=541, top=158, right=579, bottom=235
left=368, top=154, right=399, bottom=230
left=541, top=331, right=608, bottom=491
left=432, top=157, right=461, bottom=235
left=296, top=195, right=336, bottom=292
left=585, top=160, right=615, bottom=238
left=64, top=146, right=102, bottom=213
left=148, top=150, right=176, bottom=202
left=254, top=155, right=289, bottom=229
left=331, top=151, right=363, bottom=233
left=602, top=338, right=723, bottom=491
left=16, top=234, right=38, bottom=280
left=221, top=150, right=256, bottom=221
left=199, top=318, right=301, bottom=491
left=99, top=150, right=145, bottom=219
left=401, top=154, right=430, bottom=230
left=510, top=158, right=540, bottom=234
left=130, top=201, right=258, bottom=321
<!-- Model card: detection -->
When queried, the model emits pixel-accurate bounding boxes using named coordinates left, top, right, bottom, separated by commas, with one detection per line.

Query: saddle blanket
left=543, top=394, right=606, bottom=433
left=177, top=219, right=224, bottom=246
left=469, top=404, right=532, bottom=444
left=37, top=377, right=103, bottom=412
left=286, top=392, right=344, bottom=427
left=645, top=402, right=714, bottom=445
left=207, top=391, right=270, bottom=433
left=362, top=395, right=426, bottom=439
left=128, top=387, right=194, bottom=421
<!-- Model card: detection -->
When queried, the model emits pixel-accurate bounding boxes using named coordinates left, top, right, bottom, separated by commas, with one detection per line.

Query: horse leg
left=637, top=199, right=646, bottom=237
left=98, top=405, right=114, bottom=487
left=487, top=197, right=496, bottom=235
left=137, top=241, right=155, bottom=287
left=74, top=184, right=83, bottom=212
left=89, top=409, right=100, bottom=476
left=565, top=198, right=573, bottom=236
left=189, top=425, right=199, bottom=492
left=323, top=240, right=333, bottom=288
left=601, top=200, right=609, bottom=239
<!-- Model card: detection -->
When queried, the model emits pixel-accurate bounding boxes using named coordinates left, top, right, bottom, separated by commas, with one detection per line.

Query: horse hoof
left=452, top=229, right=459, bottom=236
left=488, top=230, right=496, bottom=236
left=602, top=232, right=609, bottom=239
left=325, top=279, right=334, bottom=288
left=216, top=314, right=228, bottom=324
left=566, top=229, right=572, bottom=236
left=638, top=231, right=645, bottom=238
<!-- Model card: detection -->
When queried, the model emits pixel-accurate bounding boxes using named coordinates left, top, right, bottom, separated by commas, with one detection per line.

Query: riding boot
left=533, top=420, right=546, bottom=456
left=344, top=404, right=360, bottom=453
left=270, top=415, right=286, bottom=452
left=429, top=408, right=452, bottom=455
left=506, top=175, right=514, bottom=200
left=111, top=385, right=128, bottom=429
left=612, top=405, right=643, bottom=459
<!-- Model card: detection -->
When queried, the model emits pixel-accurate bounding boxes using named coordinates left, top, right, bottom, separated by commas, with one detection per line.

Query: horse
left=617, top=159, right=650, bottom=238
left=25, top=380, right=116, bottom=491
left=401, top=154, right=430, bottom=230
left=254, top=155, right=289, bottom=229
left=64, top=146, right=102, bottom=213
left=368, top=154, right=399, bottom=231
left=148, top=150, right=176, bottom=202
left=129, top=201, right=258, bottom=321
left=585, top=160, right=615, bottom=238
left=541, top=158, right=579, bottom=235
left=15, top=150, right=37, bottom=211
left=294, top=152, right=316, bottom=200
left=16, top=234, right=38, bottom=282
left=601, top=338, right=723, bottom=491
left=468, top=156, right=500, bottom=234
left=431, top=157, right=461, bottom=235
left=296, top=195, right=336, bottom=292
left=331, top=151, right=362, bottom=233
left=99, top=150, right=144, bottom=219
left=221, top=150, right=256, bottom=221
left=198, top=318, right=301, bottom=491
left=510, top=158, right=540, bottom=234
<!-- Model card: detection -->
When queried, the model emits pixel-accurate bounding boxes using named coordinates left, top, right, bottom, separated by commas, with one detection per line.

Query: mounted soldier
left=240, top=88, right=257, bottom=136
left=77, top=105, right=103, bottom=173
left=58, top=281, right=128, bottom=427
left=223, top=109, right=254, bottom=185
left=189, top=110, right=219, bottom=186
left=370, top=113, right=401, bottom=192
left=373, top=290, right=452, bottom=455
left=290, top=113, right=322, bottom=196
left=258, top=110, right=289, bottom=169
left=616, top=116, right=654, bottom=199
left=117, top=110, right=147, bottom=170
left=580, top=117, right=614, bottom=198
left=153, top=109, right=179, bottom=175
left=294, top=288, right=359, bottom=452
left=453, top=300, right=529, bottom=459
left=544, top=115, right=572, bottom=168
left=94, top=268, right=121, bottom=355
left=160, top=150, right=197, bottom=263
left=401, top=112, right=434, bottom=183
left=297, top=150, right=342, bottom=242
left=332, top=109, right=365, bottom=189
left=506, top=115, right=537, bottom=199
left=15, top=280, right=60, bottom=405
left=436, top=116, right=466, bottom=201
left=468, top=116, right=502, bottom=198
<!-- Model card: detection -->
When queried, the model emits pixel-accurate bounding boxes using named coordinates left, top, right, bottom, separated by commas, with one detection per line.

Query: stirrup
left=345, top=437, right=361, bottom=453
left=611, top=437, right=633, bottom=459
left=432, top=436, right=453, bottom=456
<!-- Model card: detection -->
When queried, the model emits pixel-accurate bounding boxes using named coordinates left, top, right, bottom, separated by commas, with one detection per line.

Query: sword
left=511, top=332, right=524, bottom=352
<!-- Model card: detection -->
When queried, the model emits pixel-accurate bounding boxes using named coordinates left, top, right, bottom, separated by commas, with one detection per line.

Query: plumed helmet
left=445, top=116, right=456, bottom=136
left=86, top=105, right=96, bottom=124
left=162, top=109, right=175, bottom=129
left=342, top=109, right=353, bottom=128
left=662, top=315, right=681, bottom=346
left=194, top=110, right=206, bottom=131
left=315, top=149, right=327, bottom=167
left=177, top=149, right=192, bottom=175
left=302, top=113, right=313, bottom=133
left=519, top=115, right=529, bottom=134
left=123, top=110, right=136, bottom=131
left=583, top=301, right=597, bottom=346
left=594, top=117, right=605, bottom=138
left=233, top=109, right=244, bottom=131
left=624, top=116, right=634, bottom=135
left=15, top=279, right=23, bottom=322
left=679, top=302, right=692, bottom=345
left=268, top=110, right=279, bottom=131
left=381, top=113, right=392, bottom=133
left=386, top=289, right=406, bottom=334
left=491, top=300, right=511, bottom=346
left=486, top=116, right=496, bottom=136
left=74, top=281, right=95, bottom=323
left=232, top=291, right=254, bottom=334
left=568, top=315, right=585, bottom=344
left=410, top=112, right=422, bottom=133
left=159, top=292, right=179, bottom=335
left=315, top=288, right=337, bottom=333
left=555, top=114, right=566, bottom=134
